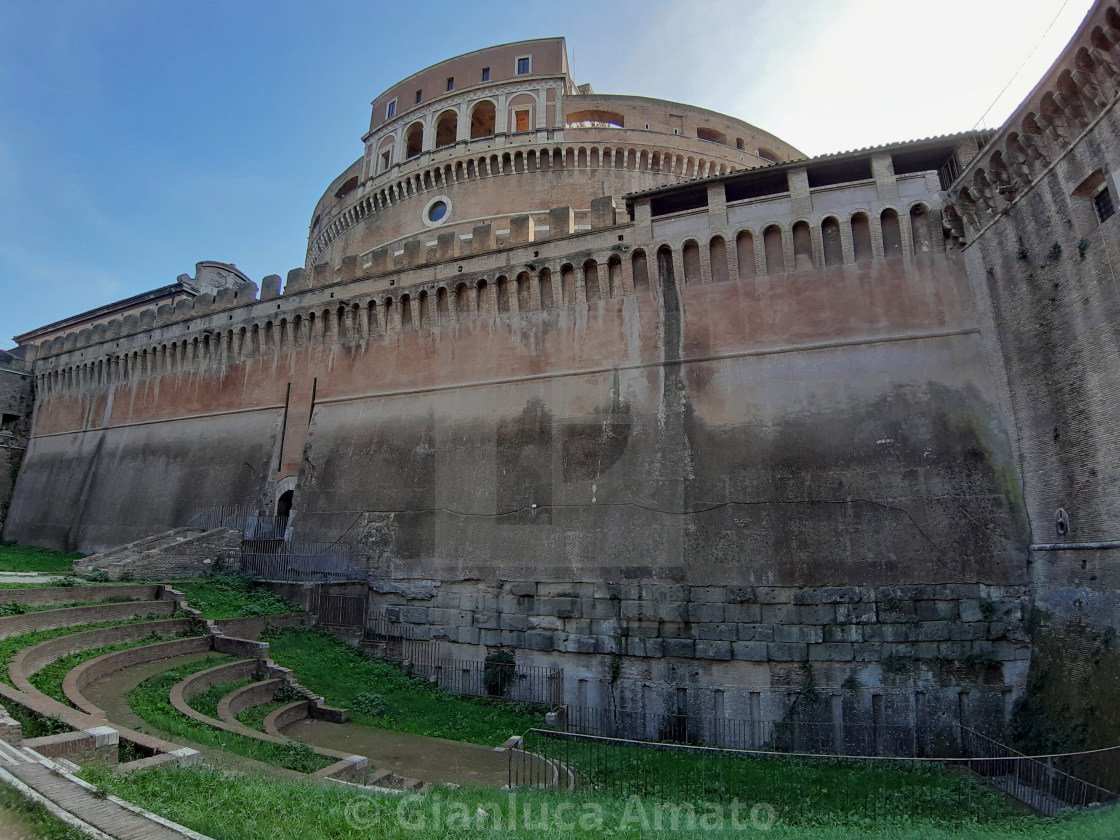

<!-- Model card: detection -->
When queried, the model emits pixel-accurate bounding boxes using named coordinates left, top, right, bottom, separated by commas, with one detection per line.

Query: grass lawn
left=261, top=626, right=545, bottom=745
left=127, top=656, right=330, bottom=773
left=0, top=543, right=81, bottom=574
left=0, top=780, right=87, bottom=840
left=176, top=573, right=303, bottom=619
left=79, top=763, right=1120, bottom=840
left=523, top=729, right=1019, bottom=825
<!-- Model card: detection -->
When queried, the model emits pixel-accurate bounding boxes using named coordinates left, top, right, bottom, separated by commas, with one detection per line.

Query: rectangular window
left=1094, top=186, right=1115, bottom=223
left=386, top=99, right=397, bottom=119
left=516, top=56, right=531, bottom=75
left=481, top=67, right=490, bottom=82
left=381, top=150, right=391, bottom=172
left=446, top=77, right=454, bottom=91
left=415, top=89, right=422, bottom=104
left=515, top=109, right=530, bottom=132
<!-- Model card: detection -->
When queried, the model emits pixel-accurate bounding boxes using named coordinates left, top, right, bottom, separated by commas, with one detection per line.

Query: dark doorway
left=276, top=490, right=294, bottom=520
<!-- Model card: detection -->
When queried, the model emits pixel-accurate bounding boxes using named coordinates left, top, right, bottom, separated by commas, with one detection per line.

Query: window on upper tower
left=1094, top=184, right=1115, bottom=223
left=386, top=99, right=397, bottom=119
left=446, top=77, right=454, bottom=92
left=516, top=55, right=531, bottom=75
left=481, top=67, right=490, bottom=82
left=415, top=89, right=422, bottom=104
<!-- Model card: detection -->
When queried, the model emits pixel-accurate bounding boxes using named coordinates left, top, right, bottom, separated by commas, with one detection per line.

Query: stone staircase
left=75, top=527, right=241, bottom=580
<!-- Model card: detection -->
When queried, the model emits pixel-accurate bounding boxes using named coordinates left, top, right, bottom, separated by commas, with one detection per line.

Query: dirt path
left=81, top=651, right=310, bottom=780
left=279, top=718, right=539, bottom=787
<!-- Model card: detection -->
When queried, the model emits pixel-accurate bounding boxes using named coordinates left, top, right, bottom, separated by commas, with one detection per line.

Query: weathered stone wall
left=947, top=0, right=1120, bottom=748
left=0, top=355, right=31, bottom=534
left=5, top=146, right=1031, bottom=731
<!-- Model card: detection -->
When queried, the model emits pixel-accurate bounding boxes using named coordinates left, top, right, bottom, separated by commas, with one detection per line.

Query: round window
left=422, top=196, right=452, bottom=228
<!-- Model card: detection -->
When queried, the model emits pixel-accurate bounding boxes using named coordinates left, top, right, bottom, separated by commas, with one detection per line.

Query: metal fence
left=509, top=727, right=1120, bottom=822
left=558, top=705, right=954, bottom=758
left=407, top=656, right=563, bottom=706
left=241, top=539, right=367, bottom=582
left=318, top=594, right=366, bottom=628
left=960, top=727, right=1120, bottom=815
left=188, top=504, right=288, bottom=538
left=363, top=618, right=562, bottom=706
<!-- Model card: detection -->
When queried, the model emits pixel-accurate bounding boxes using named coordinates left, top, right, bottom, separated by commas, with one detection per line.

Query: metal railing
left=363, top=618, right=562, bottom=706
left=557, top=705, right=955, bottom=758
left=188, top=504, right=289, bottom=539
left=241, top=539, right=366, bottom=582
left=959, top=727, right=1120, bottom=815
left=510, top=727, right=1120, bottom=822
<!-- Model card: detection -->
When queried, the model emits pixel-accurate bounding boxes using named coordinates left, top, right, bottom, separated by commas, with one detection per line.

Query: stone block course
left=768, top=642, right=808, bottom=661
left=694, top=640, right=732, bottom=660
left=732, top=641, right=768, bottom=661
left=664, top=639, right=695, bottom=658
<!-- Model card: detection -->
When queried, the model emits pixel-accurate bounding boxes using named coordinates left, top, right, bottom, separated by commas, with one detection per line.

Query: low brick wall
left=0, top=663, right=199, bottom=761
left=9, top=618, right=196, bottom=688
left=65, top=636, right=214, bottom=716
left=169, top=663, right=358, bottom=768
left=211, top=613, right=309, bottom=640
left=212, top=635, right=269, bottom=658
left=0, top=705, right=22, bottom=745
left=0, top=599, right=175, bottom=642
left=24, top=727, right=118, bottom=764
left=0, top=585, right=162, bottom=609
left=309, top=703, right=349, bottom=724
left=115, top=748, right=201, bottom=774
left=217, top=678, right=282, bottom=725
left=263, top=700, right=309, bottom=737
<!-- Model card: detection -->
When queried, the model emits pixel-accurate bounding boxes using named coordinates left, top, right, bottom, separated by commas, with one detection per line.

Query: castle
left=3, top=6, right=1120, bottom=747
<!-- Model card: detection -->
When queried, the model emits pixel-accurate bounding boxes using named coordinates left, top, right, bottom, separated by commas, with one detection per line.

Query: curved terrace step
left=216, top=677, right=283, bottom=727
left=0, top=598, right=177, bottom=642
left=169, top=659, right=376, bottom=785
left=0, top=584, right=167, bottom=611
left=65, top=637, right=215, bottom=718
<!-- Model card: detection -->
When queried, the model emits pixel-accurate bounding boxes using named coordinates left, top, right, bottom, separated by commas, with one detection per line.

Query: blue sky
left=0, top=0, right=1093, bottom=346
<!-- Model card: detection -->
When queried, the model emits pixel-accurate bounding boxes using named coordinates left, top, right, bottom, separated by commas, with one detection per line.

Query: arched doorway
left=276, top=489, right=294, bottom=521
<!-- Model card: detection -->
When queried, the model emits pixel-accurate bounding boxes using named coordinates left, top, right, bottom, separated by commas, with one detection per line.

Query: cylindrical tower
left=305, top=37, right=802, bottom=270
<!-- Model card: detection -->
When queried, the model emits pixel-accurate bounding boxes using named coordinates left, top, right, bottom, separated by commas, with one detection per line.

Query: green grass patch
left=0, top=779, right=88, bottom=839
left=0, top=617, right=164, bottom=686
left=528, top=730, right=1021, bottom=825
left=0, top=596, right=141, bottom=617
left=176, top=573, right=302, bottom=619
left=1, top=701, right=72, bottom=738
left=236, top=698, right=289, bottom=732
left=187, top=678, right=251, bottom=719
left=78, top=763, right=1120, bottom=840
left=261, top=626, right=544, bottom=745
left=28, top=628, right=205, bottom=706
left=0, top=543, right=81, bottom=574
left=128, top=656, right=330, bottom=774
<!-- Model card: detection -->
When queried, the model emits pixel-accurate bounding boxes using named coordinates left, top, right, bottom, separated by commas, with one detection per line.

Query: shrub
left=484, top=649, right=515, bottom=697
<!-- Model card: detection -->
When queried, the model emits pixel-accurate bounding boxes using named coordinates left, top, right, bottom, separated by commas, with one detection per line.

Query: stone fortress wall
left=944, top=0, right=1120, bottom=747
left=7, top=10, right=1120, bottom=743
left=0, top=351, right=31, bottom=534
